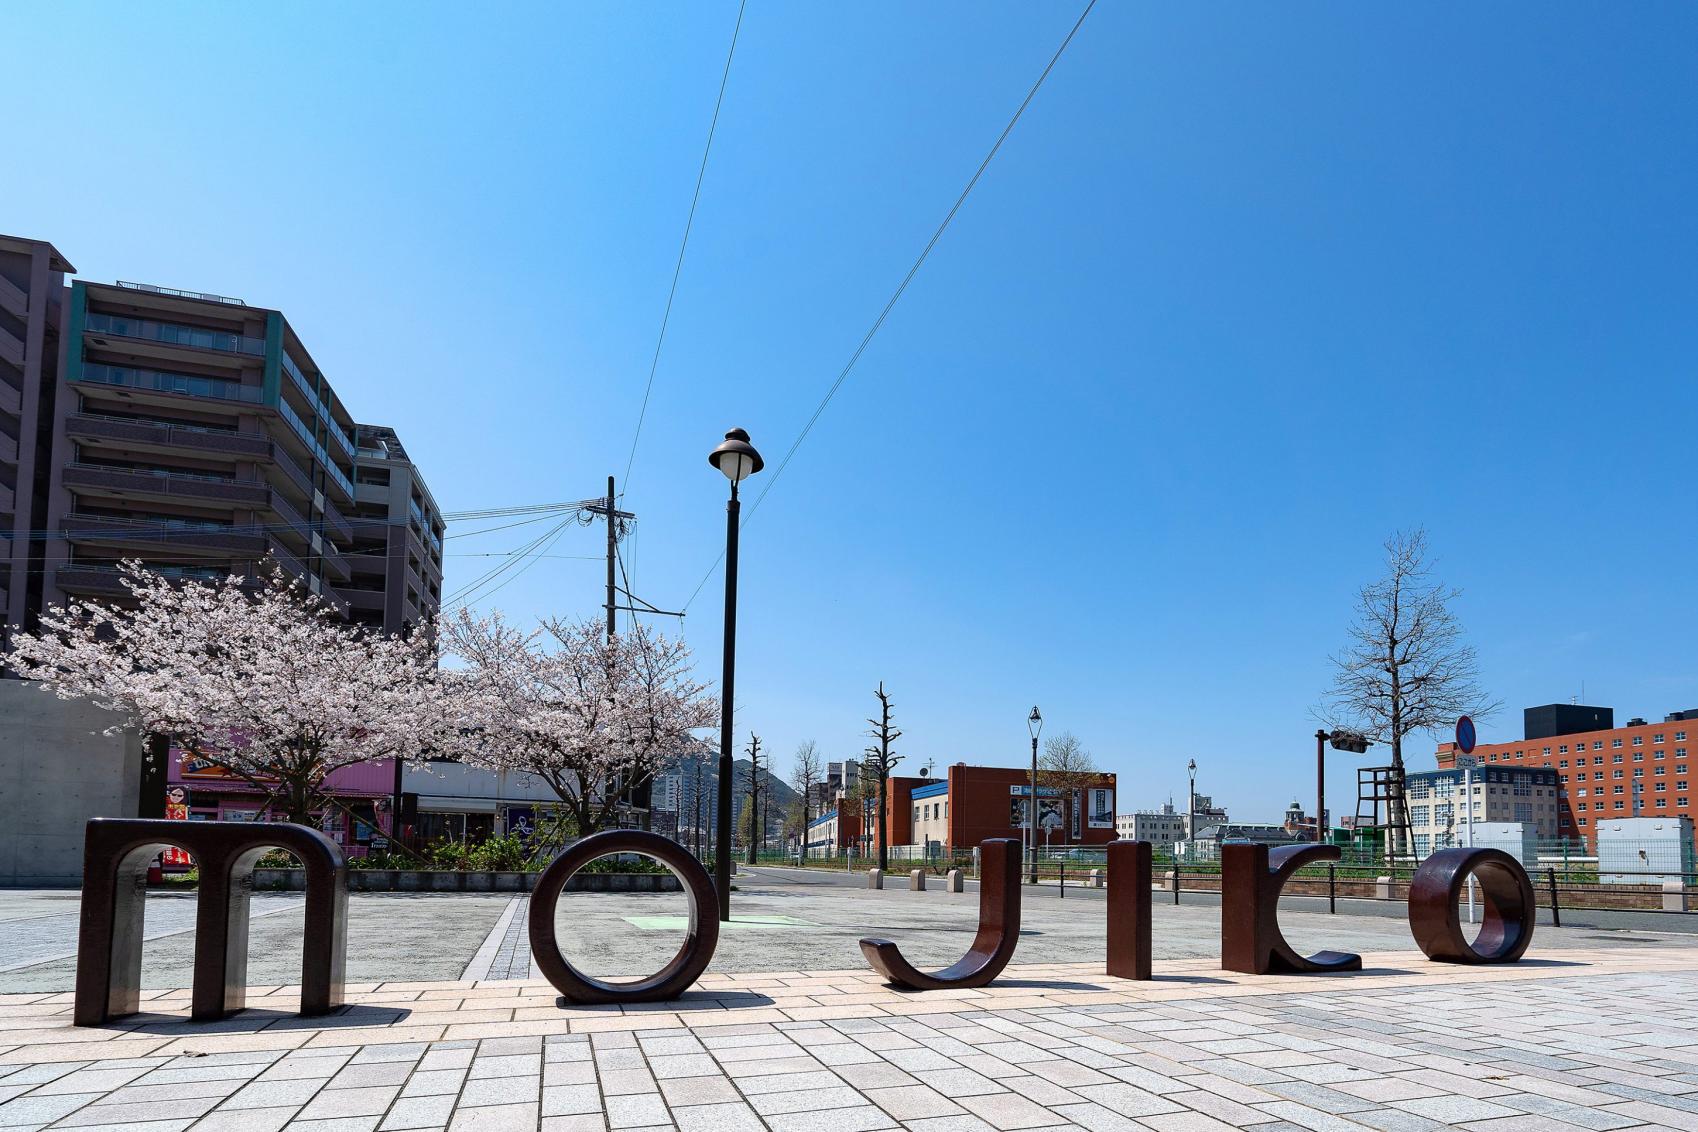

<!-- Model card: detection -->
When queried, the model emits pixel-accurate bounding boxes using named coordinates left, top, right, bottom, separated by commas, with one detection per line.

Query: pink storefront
left=166, top=747, right=397, bottom=858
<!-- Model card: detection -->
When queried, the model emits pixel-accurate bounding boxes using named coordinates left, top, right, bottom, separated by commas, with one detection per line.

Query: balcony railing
left=64, top=462, right=272, bottom=506
left=62, top=513, right=272, bottom=556
left=114, top=281, right=246, bottom=306
left=79, top=362, right=263, bottom=405
left=276, top=398, right=356, bottom=500
left=280, top=352, right=357, bottom=459
left=86, top=313, right=265, bottom=356
left=65, top=412, right=272, bottom=459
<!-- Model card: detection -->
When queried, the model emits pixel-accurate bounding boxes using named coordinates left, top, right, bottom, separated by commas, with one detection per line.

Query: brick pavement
left=3, top=947, right=1698, bottom=1130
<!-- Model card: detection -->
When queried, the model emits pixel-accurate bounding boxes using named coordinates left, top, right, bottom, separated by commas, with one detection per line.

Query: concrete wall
left=0, top=679, right=141, bottom=886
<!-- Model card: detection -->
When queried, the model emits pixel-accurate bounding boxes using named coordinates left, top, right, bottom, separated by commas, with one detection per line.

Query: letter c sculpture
left=528, top=829, right=720, bottom=1004
left=859, top=838, right=1021, bottom=990
left=1221, top=842, right=1362, bottom=974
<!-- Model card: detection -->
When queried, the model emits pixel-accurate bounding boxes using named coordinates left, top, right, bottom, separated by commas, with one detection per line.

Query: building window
left=1593, top=756, right=1605, bottom=765
left=1655, top=734, right=1666, bottom=744
left=1594, top=742, right=1604, bottom=751
left=1414, top=834, right=1431, bottom=855
left=1657, top=767, right=1668, bottom=776
left=1678, top=731, right=1689, bottom=742
left=1542, top=747, right=1552, bottom=756
left=1559, top=744, right=1569, bottom=753
left=1614, top=801, right=1626, bottom=810
left=1682, top=798, right=1691, bottom=808
left=1613, top=770, right=1624, bottom=779
left=1633, top=736, right=1643, bottom=746
left=1613, top=785, right=1625, bottom=794
left=1576, top=788, right=1588, bottom=797
left=1411, top=806, right=1430, bottom=825
left=1612, top=739, right=1623, bottom=748
left=1634, top=752, right=1644, bottom=762
left=1679, top=748, right=1690, bottom=758
left=1681, top=781, right=1691, bottom=792
left=1656, top=782, right=1667, bottom=792
left=1434, top=803, right=1453, bottom=826
left=1612, top=753, right=1624, bottom=764
left=1656, top=798, right=1668, bottom=807
left=1558, top=760, right=1568, bottom=768
left=1577, top=802, right=1588, bottom=811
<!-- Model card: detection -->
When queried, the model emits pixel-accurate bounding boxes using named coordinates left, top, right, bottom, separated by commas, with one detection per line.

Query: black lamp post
left=1319, top=728, right=1372, bottom=844
left=1027, top=706, right=1042, bottom=884
left=1186, top=758, right=1197, bottom=861
left=709, top=427, right=762, bottom=923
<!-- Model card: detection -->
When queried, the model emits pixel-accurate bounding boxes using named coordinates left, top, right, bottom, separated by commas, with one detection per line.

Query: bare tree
left=790, top=739, right=823, bottom=860
left=864, top=682, right=904, bottom=872
left=1037, top=732, right=1100, bottom=847
left=1321, top=528, right=1499, bottom=852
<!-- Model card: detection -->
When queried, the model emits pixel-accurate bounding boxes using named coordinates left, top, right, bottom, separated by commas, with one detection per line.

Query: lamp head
left=1027, top=705, right=1042, bottom=739
left=708, top=428, right=764, bottom=483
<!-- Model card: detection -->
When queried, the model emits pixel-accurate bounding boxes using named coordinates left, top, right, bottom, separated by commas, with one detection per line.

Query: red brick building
left=883, top=763, right=1117, bottom=856
left=1434, top=704, right=1698, bottom=847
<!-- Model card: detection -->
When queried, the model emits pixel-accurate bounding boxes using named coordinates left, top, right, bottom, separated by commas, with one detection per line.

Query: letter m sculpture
left=75, top=818, right=348, bottom=1026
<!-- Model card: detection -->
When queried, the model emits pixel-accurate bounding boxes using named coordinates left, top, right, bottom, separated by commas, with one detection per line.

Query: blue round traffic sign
left=1455, top=715, right=1476, bottom=755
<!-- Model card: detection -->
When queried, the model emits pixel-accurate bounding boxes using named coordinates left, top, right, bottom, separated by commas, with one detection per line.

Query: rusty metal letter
left=860, top=838, right=1021, bottom=990
left=528, top=829, right=720, bottom=1004
left=75, top=818, right=347, bottom=1026
left=1221, top=842, right=1361, bottom=974
left=1408, top=847, right=1535, bottom=964
left=1106, top=839, right=1152, bottom=980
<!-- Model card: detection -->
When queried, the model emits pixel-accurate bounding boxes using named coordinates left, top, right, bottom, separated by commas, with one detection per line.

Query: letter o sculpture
left=1408, top=847, right=1535, bottom=964
left=528, top=829, right=720, bottom=1004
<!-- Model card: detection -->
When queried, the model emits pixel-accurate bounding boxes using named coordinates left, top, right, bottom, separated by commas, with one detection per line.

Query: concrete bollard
left=1161, top=869, right=1177, bottom=889
left=1664, top=880, right=1688, bottom=912
left=946, top=868, right=964, bottom=892
left=867, top=868, right=883, bottom=889
left=1087, top=868, right=1105, bottom=889
left=1375, top=875, right=1394, bottom=900
left=909, top=869, right=926, bottom=891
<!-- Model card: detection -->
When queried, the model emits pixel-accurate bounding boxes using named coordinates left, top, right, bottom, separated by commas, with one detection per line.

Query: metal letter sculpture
left=1408, top=847, right=1535, bottom=963
left=1106, top=839, right=1152, bottom=980
left=1221, top=842, right=1362, bottom=974
left=860, top=838, right=1021, bottom=989
left=75, top=818, right=347, bottom=1026
left=528, top=829, right=720, bottom=1004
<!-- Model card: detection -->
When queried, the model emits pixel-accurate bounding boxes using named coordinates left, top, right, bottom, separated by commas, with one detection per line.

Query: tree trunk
left=876, top=772, right=888, bottom=872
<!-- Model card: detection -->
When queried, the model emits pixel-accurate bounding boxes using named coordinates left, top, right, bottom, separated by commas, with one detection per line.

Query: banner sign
left=1087, top=787, right=1115, bottom=829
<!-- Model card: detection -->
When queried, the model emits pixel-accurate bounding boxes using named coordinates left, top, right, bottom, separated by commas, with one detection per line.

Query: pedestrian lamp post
left=1027, top=706, right=1042, bottom=884
left=1318, top=729, right=1372, bottom=844
left=709, top=427, right=763, bottom=923
left=1185, top=758, right=1197, bottom=863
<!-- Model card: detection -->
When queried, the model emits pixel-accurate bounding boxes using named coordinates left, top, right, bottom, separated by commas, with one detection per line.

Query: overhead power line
left=621, top=0, right=749, bottom=498
left=680, top=0, right=1098, bottom=612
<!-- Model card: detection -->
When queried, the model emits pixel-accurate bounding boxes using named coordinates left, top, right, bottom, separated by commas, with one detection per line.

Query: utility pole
left=744, top=734, right=762, bottom=865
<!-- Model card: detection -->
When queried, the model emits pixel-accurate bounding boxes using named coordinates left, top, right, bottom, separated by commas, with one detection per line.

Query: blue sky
left=7, top=2, right=1696, bottom=822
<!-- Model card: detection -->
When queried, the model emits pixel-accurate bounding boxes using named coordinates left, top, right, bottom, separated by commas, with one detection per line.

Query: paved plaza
left=7, top=870, right=1698, bottom=1129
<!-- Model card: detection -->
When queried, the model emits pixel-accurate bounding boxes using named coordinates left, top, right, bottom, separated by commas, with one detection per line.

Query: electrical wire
left=446, top=518, right=577, bottom=611
left=621, top=0, right=749, bottom=499
left=442, top=515, right=575, bottom=609
left=678, top=0, right=1099, bottom=613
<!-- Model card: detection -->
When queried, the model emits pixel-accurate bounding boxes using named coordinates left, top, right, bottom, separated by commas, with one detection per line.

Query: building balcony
left=62, top=513, right=271, bottom=557
left=64, top=413, right=272, bottom=460
left=77, top=362, right=263, bottom=405
left=62, top=463, right=272, bottom=508
left=344, top=587, right=386, bottom=613
left=320, top=497, right=353, bottom=544
left=0, top=432, right=16, bottom=464
left=55, top=562, right=262, bottom=598
left=0, top=480, right=13, bottom=513
left=0, top=376, right=22, bottom=417
left=85, top=312, right=265, bottom=357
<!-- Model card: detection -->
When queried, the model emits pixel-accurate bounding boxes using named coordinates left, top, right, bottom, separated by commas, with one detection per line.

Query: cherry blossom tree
left=7, top=560, right=446, bottom=823
left=440, top=609, right=717, bottom=835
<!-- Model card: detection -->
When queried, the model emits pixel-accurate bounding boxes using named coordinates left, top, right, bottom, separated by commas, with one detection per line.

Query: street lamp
left=709, top=427, right=763, bottom=923
left=1318, top=728, right=1372, bottom=844
left=1186, top=758, right=1197, bottom=862
left=1027, top=706, right=1042, bottom=884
